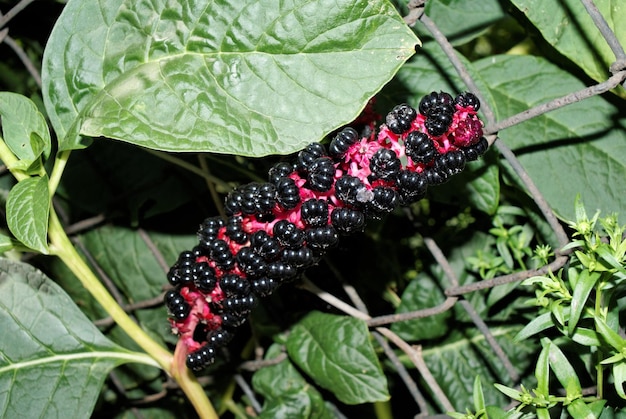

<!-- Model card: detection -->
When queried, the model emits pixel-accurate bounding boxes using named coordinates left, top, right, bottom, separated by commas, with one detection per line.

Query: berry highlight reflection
left=165, top=91, right=488, bottom=372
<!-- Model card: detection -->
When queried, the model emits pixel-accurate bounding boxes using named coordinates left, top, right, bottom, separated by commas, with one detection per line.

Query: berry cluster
left=165, top=91, right=488, bottom=372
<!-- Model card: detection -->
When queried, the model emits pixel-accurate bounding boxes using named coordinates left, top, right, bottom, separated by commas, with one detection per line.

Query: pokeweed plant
left=1, top=0, right=626, bottom=417
left=0, top=0, right=419, bottom=416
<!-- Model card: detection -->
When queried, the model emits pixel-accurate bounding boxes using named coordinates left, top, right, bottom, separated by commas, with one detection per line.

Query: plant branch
left=48, top=208, right=173, bottom=368
left=0, top=0, right=36, bottom=28
left=484, top=70, right=626, bottom=135
left=579, top=0, right=626, bottom=65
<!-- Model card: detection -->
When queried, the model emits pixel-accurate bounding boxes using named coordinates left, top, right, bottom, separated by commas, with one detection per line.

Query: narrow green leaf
left=515, top=312, right=554, bottom=341
left=510, top=0, right=625, bottom=97
left=567, top=399, right=595, bottom=419
left=6, top=176, right=50, bottom=254
left=390, top=272, right=450, bottom=341
left=535, top=344, right=550, bottom=397
left=42, top=0, right=419, bottom=155
left=0, top=259, right=155, bottom=419
left=473, top=376, right=486, bottom=412
left=474, top=54, right=626, bottom=221
left=493, top=384, right=522, bottom=401
left=568, top=270, right=601, bottom=335
left=594, top=316, right=626, bottom=352
left=570, top=327, right=602, bottom=347
left=544, top=338, right=582, bottom=399
left=0, top=92, right=51, bottom=170
left=415, top=327, right=537, bottom=410
left=286, top=311, right=389, bottom=405
left=611, top=362, right=626, bottom=399
left=596, top=246, right=626, bottom=274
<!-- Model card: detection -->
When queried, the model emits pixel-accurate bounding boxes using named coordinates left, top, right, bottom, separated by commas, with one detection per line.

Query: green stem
left=595, top=277, right=606, bottom=399
left=0, top=135, right=28, bottom=181
left=48, top=208, right=173, bottom=369
left=48, top=149, right=71, bottom=196
left=48, top=208, right=217, bottom=417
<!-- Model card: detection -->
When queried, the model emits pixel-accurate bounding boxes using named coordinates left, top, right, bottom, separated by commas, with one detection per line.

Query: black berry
left=250, top=277, right=279, bottom=297
left=296, top=143, right=327, bottom=173
left=396, top=170, right=427, bottom=204
left=186, top=344, right=216, bottom=371
left=250, top=230, right=282, bottom=261
left=225, top=215, right=248, bottom=244
left=435, top=150, right=466, bottom=177
left=300, top=199, right=329, bottom=227
left=236, top=247, right=267, bottom=278
left=281, top=247, right=316, bottom=268
left=329, top=127, right=359, bottom=159
left=331, top=207, right=365, bottom=235
left=369, top=186, right=398, bottom=214
left=164, top=290, right=191, bottom=320
left=455, top=92, right=480, bottom=111
left=306, top=157, right=335, bottom=192
left=462, top=137, right=488, bottom=161
left=425, top=111, right=453, bottom=137
left=369, top=148, right=401, bottom=181
left=219, top=273, right=250, bottom=297
left=208, top=239, right=236, bottom=271
left=404, top=131, right=438, bottom=164
left=269, top=162, right=294, bottom=184
left=334, top=175, right=366, bottom=208
left=385, top=103, right=417, bottom=135
left=198, top=217, right=225, bottom=243
left=273, top=220, right=305, bottom=249
left=306, top=225, right=338, bottom=252
left=419, top=91, right=454, bottom=116
left=193, top=262, right=217, bottom=292
left=275, top=177, right=300, bottom=210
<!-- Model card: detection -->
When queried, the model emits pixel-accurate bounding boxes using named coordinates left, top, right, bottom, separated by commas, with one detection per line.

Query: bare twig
left=64, top=214, right=106, bottom=235
left=2, top=34, right=42, bottom=88
left=484, top=70, right=626, bottom=135
left=372, top=331, right=429, bottom=414
left=238, top=351, right=288, bottom=371
left=93, top=294, right=166, bottom=327
left=138, top=228, right=170, bottom=272
left=458, top=300, right=519, bottom=383
left=493, top=141, right=570, bottom=249
left=445, top=254, right=569, bottom=296
left=579, top=0, right=626, bottom=66
left=234, top=374, right=263, bottom=414
left=0, top=0, right=37, bottom=28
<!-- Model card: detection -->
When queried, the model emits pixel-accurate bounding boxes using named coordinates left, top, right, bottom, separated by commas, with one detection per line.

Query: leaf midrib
left=0, top=350, right=156, bottom=374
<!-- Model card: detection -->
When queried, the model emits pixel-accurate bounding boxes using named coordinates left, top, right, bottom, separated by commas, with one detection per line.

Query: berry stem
left=171, top=340, right=220, bottom=419
left=48, top=208, right=218, bottom=417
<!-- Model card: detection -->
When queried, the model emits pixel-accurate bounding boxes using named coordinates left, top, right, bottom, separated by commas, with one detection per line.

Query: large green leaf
left=0, top=258, right=156, bottom=419
left=42, top=0, right=419, bottom=156
left=286, top=311, right=389, bottom=404
left=6, top=176, right=50, bottom=254
left=252, top=343, right=334, bottom=419
left=403, top=326, right=537, bottom=411
left=423, top=0, right=506, bottom=45
left=510, top=0, right=625, bottom=97
left=474, top=54, right=626, bottom=221
left=390, top=272, right=450, bottom=341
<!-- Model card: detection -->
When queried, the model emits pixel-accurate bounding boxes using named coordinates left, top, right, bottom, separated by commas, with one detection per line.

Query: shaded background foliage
left=1, top=0, right=625, bottom=417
